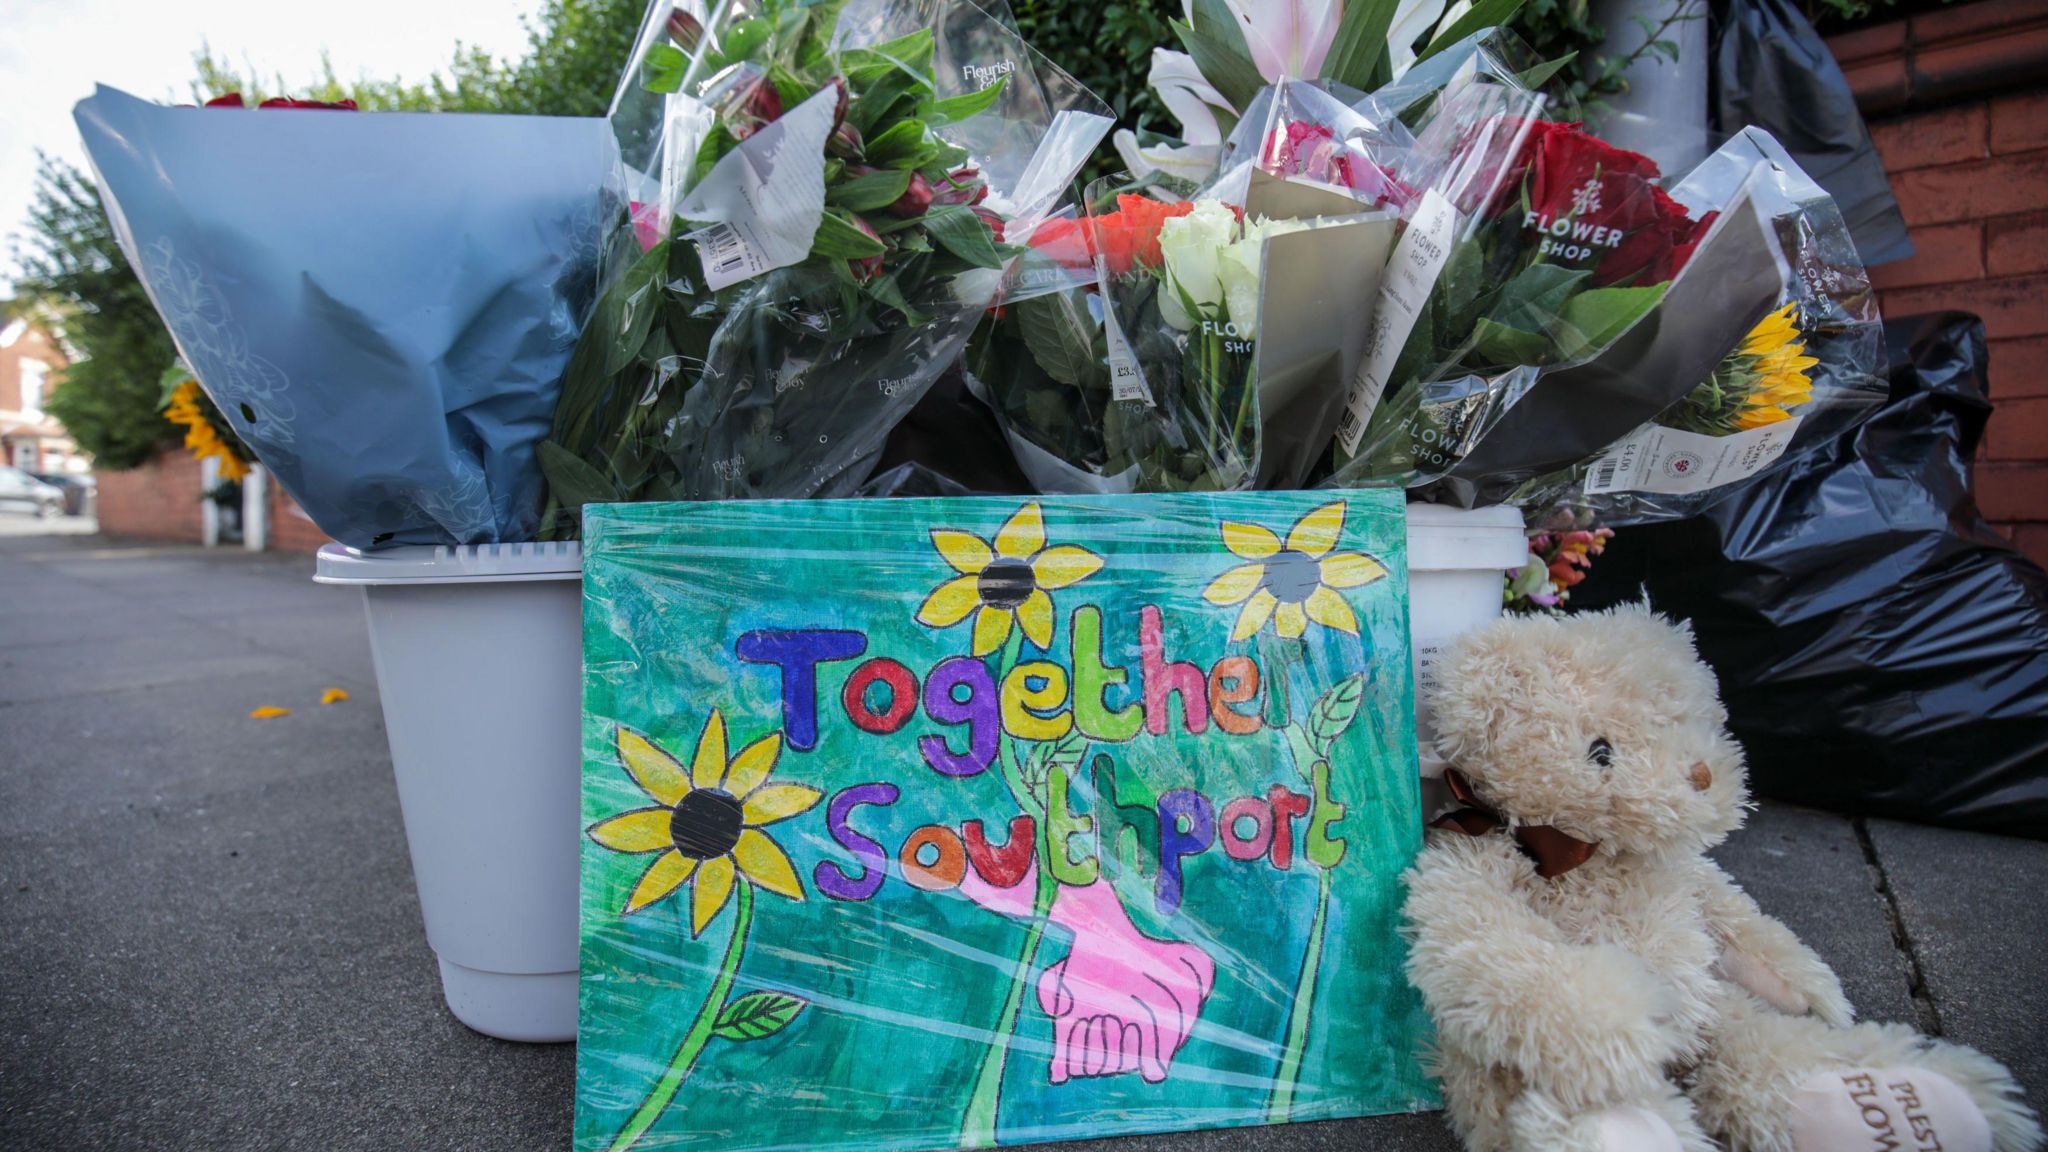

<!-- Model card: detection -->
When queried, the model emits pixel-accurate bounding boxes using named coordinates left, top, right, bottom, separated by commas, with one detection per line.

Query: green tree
left=9, top=0, right=643, bottom=471
left=13, top=158, right=180, bottom=470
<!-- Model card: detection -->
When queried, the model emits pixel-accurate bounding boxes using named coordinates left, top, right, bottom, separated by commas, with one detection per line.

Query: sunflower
left=915, top=502, right=1105, bottom=656
left=587, top=712, right=819, bottom=935
left=1669, top=303, right=1821, bottom=435
left=163, top=379, right=252, bottom=481
left=1732, top=303, right=1820, bottom=430
left=1202, top=501, right=1388, bottom=641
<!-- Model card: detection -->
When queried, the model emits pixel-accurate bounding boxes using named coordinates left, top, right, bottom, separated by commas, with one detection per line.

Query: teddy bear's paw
left=1789, top=1068, right=1992, bottom=1152
left=1588, top=1105, right=1686, bottom=1152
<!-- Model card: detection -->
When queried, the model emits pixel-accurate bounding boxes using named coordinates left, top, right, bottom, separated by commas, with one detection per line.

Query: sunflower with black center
left=1202, top=501, right=1388, bottom=641
left=915, top=502, right=1105, bottom=656
left=587, top=712, right=819, bottom=935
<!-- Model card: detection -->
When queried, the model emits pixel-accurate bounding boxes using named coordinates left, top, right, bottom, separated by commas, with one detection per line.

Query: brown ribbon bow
left=1431, top=768, right=1601, bottom=879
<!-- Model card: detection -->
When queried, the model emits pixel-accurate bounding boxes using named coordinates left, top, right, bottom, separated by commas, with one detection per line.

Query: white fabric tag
left=1584, top=415, right=1805, bottom=496
left=1337, top=187, right=1457, bottom=456
left=677, top=86, right=839, bottom=292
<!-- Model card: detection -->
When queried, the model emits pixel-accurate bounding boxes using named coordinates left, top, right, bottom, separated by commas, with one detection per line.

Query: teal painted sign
left=577, top=491, right=1432, bottom=1151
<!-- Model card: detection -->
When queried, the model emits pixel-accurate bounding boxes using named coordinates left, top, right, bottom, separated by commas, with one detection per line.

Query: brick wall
left=95, top=449, right=207, bottom=543
left=1831, top=0, right=2048, bottom=569
left=266, top=485, right=333, bottom=553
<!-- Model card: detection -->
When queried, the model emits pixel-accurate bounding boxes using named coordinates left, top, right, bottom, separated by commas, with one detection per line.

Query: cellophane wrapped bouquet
left=537, top=0, right=1111, bottom=533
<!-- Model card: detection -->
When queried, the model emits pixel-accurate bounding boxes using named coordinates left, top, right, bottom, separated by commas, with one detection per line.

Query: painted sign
left=577, top=491, right=1432, bottom=1152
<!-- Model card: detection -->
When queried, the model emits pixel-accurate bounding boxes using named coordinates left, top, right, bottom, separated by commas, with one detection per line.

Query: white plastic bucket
left=1404, top=503, right=1528, bottom=818
left=316, top=542, right=584, bottom=1043
left=315, top=503, right=1525, bottom=1043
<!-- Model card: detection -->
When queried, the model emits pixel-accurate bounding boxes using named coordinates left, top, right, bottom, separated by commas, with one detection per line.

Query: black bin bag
left=1711, top=0, right=1913, bottom=267
left=1574, top=313, right=2048, bottom=838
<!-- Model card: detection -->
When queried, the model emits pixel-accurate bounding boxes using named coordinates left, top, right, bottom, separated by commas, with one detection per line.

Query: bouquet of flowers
left=1323, top=72, right=1791, bottom=505
left=537, top=0, right=1110, bottom=533
left=75, top=85, right=613, bottom=549
left=1507, top=128, right=1887, bottom=523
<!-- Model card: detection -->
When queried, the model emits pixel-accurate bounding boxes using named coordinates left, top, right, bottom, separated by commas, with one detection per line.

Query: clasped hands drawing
left=963, top=860, right=1217, bottom=1086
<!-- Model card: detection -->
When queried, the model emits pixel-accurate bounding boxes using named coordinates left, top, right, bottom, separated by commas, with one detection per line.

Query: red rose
left=1491, top=119, right=1705, bottom=288
left=203, top=94, right=357, bottom=110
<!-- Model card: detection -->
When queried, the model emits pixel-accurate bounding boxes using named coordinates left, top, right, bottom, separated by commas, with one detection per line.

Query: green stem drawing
left=960, top=860, right=1059, bottom=1147
left=1266, top=865, right=1333, bottom=1123
left=961, top=627, right=1057, bottom=1148
left=608, top=882, right=754, bottom=1152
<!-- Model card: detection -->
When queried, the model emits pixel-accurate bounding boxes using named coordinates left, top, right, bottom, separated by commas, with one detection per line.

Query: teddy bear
left=1402, top=604, right=2042, bottom=1152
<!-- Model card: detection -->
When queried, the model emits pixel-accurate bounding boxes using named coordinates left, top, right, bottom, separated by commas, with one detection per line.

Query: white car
left=0, top=467, right=65, bottom=518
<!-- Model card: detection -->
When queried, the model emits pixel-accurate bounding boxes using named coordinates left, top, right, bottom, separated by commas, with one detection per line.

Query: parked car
left=0, top=467, right=64, bottom=518
left=31, top=472, right=96, bottom=517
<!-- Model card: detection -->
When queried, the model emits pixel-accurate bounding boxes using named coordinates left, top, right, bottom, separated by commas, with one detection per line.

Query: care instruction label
left=1336, top=188, right=1458, bottom=457
left=677, top=85, right=839, bottom=293
left=1584, top=416, right=1805, bottom=496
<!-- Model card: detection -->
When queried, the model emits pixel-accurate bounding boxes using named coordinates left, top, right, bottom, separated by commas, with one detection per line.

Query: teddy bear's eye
left=1588, top=738, right=1614, bottom=768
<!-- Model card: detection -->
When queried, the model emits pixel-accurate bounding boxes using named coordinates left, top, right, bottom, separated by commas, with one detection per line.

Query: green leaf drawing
left=1015, top=293, right=1106, bottom=389
left=1020, top=728, right=1089, bottom=807
left=1307, top=674, right=1367, bottom=758
left=711, top=990, right=808, bottom=1042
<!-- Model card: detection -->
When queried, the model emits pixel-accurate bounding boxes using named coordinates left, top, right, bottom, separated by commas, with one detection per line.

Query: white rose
left=1157, top=199, right=1236, bottom=324
left=1220, top=217, right=1312, bottom=340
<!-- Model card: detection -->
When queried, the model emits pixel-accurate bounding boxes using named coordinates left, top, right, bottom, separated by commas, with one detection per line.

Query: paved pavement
left=1, top=526, right=2041, bottom=1152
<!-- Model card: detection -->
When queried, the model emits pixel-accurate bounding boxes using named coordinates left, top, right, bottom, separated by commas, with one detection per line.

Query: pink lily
left=1225, top=0, right=1341, bottom=82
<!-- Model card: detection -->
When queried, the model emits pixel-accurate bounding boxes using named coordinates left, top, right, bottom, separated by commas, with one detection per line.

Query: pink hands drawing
left=962, top=864, right=1217, bottom=1085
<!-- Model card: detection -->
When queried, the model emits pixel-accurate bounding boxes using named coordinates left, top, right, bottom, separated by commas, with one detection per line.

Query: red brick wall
left=1833, top=3, right=2048, bottom=569
left=95, top=449, right=207, bottom=543
left=267, top=485, right=334, bottom=553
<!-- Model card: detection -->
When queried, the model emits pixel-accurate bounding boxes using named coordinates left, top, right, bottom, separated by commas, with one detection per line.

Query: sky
left=0, top=0, right=544, bottom=281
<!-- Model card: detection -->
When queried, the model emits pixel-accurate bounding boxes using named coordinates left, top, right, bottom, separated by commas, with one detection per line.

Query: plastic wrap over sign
left=577, top=491, right=1432, bottom=1151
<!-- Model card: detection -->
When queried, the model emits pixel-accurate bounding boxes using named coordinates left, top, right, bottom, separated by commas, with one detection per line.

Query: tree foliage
left=1008, top=0, right=1181, bottom=127
left=8, top=0, right=643, bottom=470
left=12, top=158, right=180, bottom=470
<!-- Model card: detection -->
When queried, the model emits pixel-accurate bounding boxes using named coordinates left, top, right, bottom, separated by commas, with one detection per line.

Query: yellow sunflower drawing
left=915, top=502, right=1105, bottom=656
left=587, top=712, right=819, bottom=935
left=1203, top=501, right=1388, bottom=641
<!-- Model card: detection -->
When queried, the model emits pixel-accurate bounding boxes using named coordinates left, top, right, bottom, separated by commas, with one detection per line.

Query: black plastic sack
left=1573, top=313, right=2048, bottom=838
left=1710, top=0, right=1914, bottom=267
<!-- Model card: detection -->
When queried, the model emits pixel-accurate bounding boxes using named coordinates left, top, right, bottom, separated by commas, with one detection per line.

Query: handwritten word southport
left=733, top=605, right=1354, bottom=916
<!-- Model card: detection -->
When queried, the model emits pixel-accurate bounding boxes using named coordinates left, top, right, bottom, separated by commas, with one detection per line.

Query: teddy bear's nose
left=1690, top=762, right=1713, bottom=792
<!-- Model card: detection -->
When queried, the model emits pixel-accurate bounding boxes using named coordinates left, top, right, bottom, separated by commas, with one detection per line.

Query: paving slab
left=1710, top=803, right=1920, bottom=1027
left=1867, top=818, right=2048, bottom=1112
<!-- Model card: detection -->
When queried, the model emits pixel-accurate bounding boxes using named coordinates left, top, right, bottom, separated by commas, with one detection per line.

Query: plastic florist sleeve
left=537, top=0, right=1110, bottom=528
left=1202, top=79, right=1417, bottom=212
left=1509, top=128, right=1888, bottom=524
left=574, top=490, right=1432, bottom=1152
left=1323, top=74, right=1785, bottom=507
left=74, top=86, right=613, bottom=549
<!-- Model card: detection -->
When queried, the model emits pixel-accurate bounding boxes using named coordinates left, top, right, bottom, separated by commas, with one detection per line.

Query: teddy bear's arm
left=1403, top=834, right=1689, bottom=1109
left=1695, top=861, right=1853, bottom=1026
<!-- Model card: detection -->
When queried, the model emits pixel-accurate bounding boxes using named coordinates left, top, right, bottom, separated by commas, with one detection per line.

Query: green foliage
left=1008, top=0, right=1182, bottom=126
left=1509, top=0, right=1704, bottom=116
left=12, top=159, right=179, bottom=470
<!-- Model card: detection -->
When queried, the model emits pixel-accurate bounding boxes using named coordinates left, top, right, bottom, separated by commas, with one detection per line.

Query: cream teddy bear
left=1403, top=605, right=2042, bottom=1152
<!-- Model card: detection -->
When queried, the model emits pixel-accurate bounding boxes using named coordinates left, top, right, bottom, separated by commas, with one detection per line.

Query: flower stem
left=1265, top=865, right=1332, bottom=1124
left=607, top=881, right=754, bottom=1152
left=960, top=860, right=1059, bottom=1148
